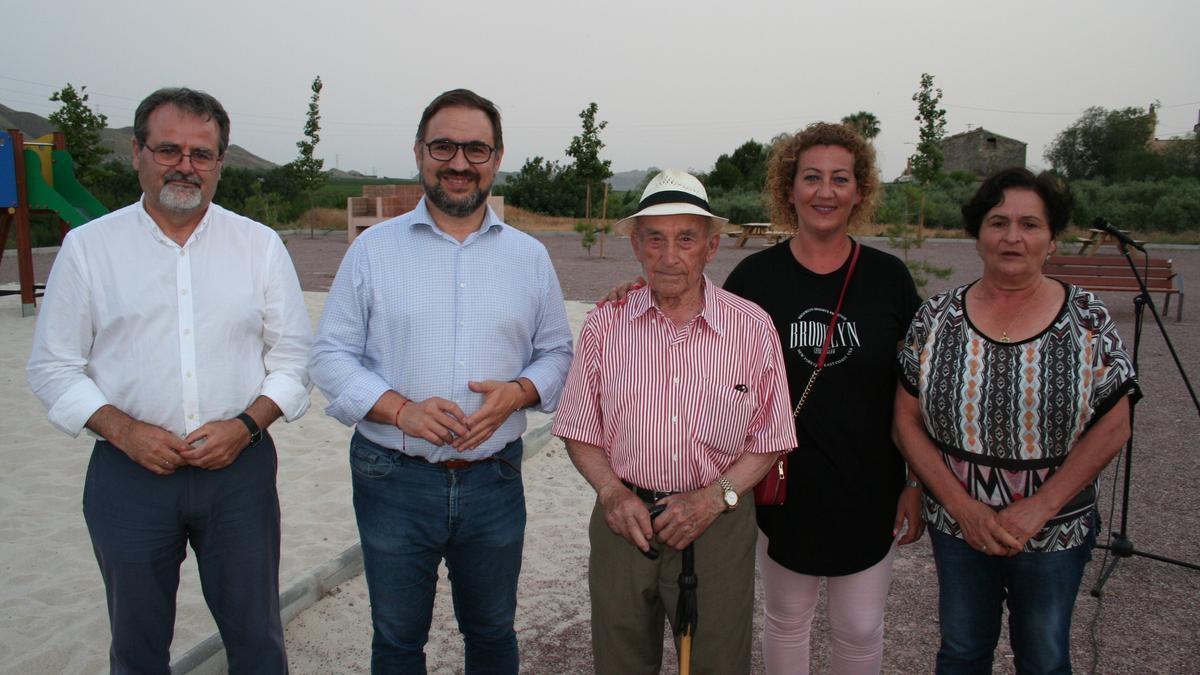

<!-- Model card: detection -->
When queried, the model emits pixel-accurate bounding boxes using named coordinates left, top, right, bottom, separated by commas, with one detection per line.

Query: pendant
left=1000, top=332, right=1010, bottom=343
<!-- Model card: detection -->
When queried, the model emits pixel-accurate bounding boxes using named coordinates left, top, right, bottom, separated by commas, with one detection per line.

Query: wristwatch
left=236, top=413, right=263, bottom=446
left=717, top=476, right=738, bottom=512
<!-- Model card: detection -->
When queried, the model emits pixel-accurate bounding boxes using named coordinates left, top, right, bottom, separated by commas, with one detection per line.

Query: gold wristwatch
left=717, top=476, right=738, bottom=512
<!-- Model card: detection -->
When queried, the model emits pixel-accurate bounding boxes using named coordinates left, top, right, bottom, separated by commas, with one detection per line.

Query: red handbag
left=754, top=241, right=860, bottom=506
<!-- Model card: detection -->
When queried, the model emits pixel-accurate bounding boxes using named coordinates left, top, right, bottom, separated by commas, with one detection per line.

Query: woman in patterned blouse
left=893, top=167, right=1140, bottom=674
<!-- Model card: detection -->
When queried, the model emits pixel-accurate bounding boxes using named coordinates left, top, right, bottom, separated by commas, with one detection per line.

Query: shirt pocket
left=691, top=381, right=756, bottom=456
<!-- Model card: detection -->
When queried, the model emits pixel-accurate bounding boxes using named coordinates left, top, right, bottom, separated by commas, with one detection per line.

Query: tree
left=841, top=111, right=881, bottom=141
left=893, top=73, right=952, bottom=292
left=1045, top=106, right=1157, bottom=180
left=565, top=102, right=613, bottom=255
left=499, top=157, right=580, bottom=215
left=703, top=139, right=769, bottom=193
left=1159, top=133, right=1200, bottom=180
left=291, top=76, right=325, bottom=234
left=48, top=83, right=111, bottom=188
left=910, top=73, right=947, bottom=231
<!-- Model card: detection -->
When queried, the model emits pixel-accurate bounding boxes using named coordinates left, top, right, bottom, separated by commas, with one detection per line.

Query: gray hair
left=134, top=87, right=231, bottom=156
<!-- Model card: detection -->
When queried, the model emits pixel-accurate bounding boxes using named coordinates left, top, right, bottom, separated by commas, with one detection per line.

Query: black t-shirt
left=723, top=239, right=920, bottom=576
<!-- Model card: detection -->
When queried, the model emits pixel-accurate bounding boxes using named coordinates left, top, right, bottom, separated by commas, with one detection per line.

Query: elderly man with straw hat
left=553, top=170, right=797, bottom=673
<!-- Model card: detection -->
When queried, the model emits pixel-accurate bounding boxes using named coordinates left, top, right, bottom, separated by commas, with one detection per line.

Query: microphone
left=1093, top=218, right=1145, bottom=253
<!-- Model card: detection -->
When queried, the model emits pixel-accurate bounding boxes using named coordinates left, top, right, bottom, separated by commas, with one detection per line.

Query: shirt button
left=180, top=289, right=188, bottom=296
left=188, top=413, right=196, bottom=420
left=183, top=328, right=191, bottom=336
left=179, top=250, right=185, bottom=257
left=673, top=377, right=679, bottom=384
left=185, top=372, right=192, bottom=378
left=671, top=416, right=678, bottom=422
left=672, top=454, right=679, bottom=461
left=460, top=282, right=466, bottom=288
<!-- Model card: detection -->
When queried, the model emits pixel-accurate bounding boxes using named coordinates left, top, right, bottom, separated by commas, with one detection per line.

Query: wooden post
left=9, top=129, right=37, bottom=316
left=598, top=182, right=609, bottom=258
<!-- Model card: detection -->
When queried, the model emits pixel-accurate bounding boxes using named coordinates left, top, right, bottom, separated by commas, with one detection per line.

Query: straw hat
left=614, top=169, right=728, bottom=233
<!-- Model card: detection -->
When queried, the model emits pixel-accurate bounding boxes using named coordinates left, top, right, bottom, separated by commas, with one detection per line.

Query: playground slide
left=50, top=150, right=107, bottom=223
left=22, top=149, right=107, bottom=228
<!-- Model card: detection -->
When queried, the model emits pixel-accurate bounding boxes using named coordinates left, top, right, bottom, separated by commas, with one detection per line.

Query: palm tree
left=841, top=111, right=881, bottom=141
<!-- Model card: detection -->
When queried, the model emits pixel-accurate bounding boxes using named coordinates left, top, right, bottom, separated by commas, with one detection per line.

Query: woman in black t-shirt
left=725, top=123, right=924, bottom=674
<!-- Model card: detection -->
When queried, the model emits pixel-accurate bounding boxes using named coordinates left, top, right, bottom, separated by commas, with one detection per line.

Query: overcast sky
left=4, top=0, right=1197, bottom=183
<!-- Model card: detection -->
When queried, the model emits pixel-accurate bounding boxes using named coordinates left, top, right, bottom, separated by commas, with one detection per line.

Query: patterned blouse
left=899, top=281, right=1140, bottom=552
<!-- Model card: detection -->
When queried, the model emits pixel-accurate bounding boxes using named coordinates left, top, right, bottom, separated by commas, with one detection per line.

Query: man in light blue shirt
left=309, top=88, right=572, bottom=673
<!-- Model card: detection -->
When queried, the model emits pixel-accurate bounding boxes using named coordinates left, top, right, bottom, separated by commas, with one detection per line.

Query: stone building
left=939, top=128, right=1027, bottom=178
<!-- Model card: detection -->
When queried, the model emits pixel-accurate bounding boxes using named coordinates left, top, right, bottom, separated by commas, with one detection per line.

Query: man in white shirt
left=27, top=87, right=311, bottom=674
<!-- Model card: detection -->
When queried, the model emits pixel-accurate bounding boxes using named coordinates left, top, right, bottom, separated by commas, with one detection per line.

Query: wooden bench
left=1044, top=255, right=1184, bottom=320
left=731, top=223, right=790, bottom=248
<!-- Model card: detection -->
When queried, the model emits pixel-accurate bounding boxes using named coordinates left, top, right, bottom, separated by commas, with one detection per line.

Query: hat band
left=638, top=189, right=713, bottom=213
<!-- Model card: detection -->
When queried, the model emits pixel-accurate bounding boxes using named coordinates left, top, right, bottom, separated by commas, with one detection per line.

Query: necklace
left=996, top=278, right=1044, bottom=343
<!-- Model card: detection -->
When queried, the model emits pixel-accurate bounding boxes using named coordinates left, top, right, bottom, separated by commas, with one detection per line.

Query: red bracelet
left=394, top=399, right=410, bottom=429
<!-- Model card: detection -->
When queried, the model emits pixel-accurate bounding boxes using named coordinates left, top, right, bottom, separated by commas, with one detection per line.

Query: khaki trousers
left=588, top=495, right=757, bottom=675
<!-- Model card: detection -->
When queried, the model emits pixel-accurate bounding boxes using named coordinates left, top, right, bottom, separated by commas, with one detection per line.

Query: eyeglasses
left=141, top=143, right=222, bottom=171
left=423, top=140, right=495, bottom=164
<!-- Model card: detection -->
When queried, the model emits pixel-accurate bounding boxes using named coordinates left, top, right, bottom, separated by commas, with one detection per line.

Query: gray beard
left=424, top=175, right=489, bottom=219
left=158, top=182, right=203, bottom=212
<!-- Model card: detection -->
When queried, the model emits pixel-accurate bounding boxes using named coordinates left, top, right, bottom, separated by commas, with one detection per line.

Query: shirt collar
left=409, top=197, right=503, bottom=244
left=136, top=196, right=213, bottom=248
left=625, top=274, right=724, bottom=335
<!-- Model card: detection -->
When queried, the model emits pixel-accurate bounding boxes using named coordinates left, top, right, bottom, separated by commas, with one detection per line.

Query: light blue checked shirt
left=309, top=199, right=573, bottom=461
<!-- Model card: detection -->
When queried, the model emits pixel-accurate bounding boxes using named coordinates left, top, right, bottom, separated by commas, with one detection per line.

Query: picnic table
left=731, top=223, right=790, bottom=248
left=1076, top=227, right=1144, bottom=255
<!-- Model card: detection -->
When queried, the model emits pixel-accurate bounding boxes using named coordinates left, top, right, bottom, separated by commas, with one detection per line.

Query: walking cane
left=675, top=543, right=697, bottom=675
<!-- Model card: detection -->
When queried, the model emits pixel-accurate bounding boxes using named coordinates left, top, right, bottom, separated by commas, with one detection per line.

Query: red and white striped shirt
left=553, top=277, right=797, bottom=492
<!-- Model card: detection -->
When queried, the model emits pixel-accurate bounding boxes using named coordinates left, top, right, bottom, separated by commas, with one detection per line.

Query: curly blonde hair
left=764, top=122, right=879, bottom=231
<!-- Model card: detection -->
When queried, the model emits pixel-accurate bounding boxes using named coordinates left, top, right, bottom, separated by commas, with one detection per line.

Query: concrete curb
left=172, top=417, right=557, bottom=674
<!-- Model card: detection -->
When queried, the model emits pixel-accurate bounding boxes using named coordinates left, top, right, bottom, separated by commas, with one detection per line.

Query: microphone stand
left=1090, top=238, right=1200, bottom=597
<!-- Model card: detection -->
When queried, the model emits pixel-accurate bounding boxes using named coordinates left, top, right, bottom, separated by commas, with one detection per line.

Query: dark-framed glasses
left=424, top=140, right=495, bottom=164
left=142, top=143, right=222, bottom=171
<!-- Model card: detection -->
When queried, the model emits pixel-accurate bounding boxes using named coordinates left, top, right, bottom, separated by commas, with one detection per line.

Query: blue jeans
left=350, top=431, right=525, bottom=674
left=930, top=514, right=1097, bottom=675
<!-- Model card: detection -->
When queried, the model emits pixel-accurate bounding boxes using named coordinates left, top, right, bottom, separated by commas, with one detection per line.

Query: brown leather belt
left=622, top=480, right=680, bottom=503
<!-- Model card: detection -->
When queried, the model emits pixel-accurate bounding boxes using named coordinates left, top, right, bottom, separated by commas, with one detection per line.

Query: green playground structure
left=28, top=148, right=108, bottom=226
left=1, top=129, right=109, bottom=316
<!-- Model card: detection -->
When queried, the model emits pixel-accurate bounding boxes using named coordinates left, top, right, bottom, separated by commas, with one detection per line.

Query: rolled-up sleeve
left=308, top=240, right=394, bottom=426
left=551, top=314, right=604, bottom=446
left=742, top=330, right=797, bottom=454
left=259, top=235, right=313, bottom=421
left=27, top=234, right=110, bottom=437
left=519, top=251, right=574, bottom=412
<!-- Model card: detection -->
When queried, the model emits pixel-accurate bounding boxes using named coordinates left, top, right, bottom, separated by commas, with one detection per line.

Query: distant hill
left=0, top=102, right=276, bottom=170
left=606, top=169, right=653, bottom=192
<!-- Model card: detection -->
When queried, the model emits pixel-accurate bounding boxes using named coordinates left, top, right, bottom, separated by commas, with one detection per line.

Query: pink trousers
left=757, top=532, right=897, bottom=674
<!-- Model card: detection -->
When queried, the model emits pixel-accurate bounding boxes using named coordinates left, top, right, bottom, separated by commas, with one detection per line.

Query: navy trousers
left=83, top=435, right=286, bottom=674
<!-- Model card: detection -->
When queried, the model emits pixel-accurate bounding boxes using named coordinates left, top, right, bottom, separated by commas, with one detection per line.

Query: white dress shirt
left=27, top=199, right=313, bottom=438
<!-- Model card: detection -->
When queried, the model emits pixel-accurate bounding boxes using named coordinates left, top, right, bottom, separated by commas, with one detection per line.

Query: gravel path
left=282, top=230, right=1200, bottom=672
left=7, top=228, right=1198, bottom=671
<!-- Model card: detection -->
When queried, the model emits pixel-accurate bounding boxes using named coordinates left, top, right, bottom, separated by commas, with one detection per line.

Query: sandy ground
left=1, top=233, right=1197, bottom=673
left=0, top=290, right=362, bottom=673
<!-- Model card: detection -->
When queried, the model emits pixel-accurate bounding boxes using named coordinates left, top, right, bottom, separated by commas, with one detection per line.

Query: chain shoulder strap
left=791, top=240, right=860, bottom=418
